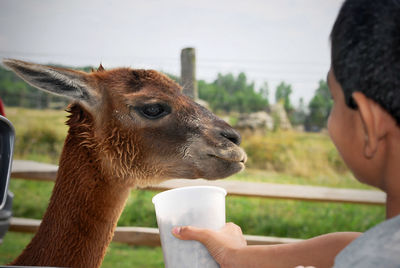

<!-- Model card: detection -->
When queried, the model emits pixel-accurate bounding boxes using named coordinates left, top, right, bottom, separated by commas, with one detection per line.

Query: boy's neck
left=383, top=134, right=400, bottom=219
left=385, top=194, right=400, bottom=219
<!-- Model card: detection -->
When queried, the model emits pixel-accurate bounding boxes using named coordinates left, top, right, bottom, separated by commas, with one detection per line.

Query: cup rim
left=152, top=185, right=227, bottom=205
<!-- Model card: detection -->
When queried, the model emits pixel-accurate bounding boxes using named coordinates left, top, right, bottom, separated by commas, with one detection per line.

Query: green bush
left=16, top=125, right=63, bottom=160
left=328, top=148, right=348, bottom=173
left=7, top=107, right=68, bottom=163
left=242, top=134, right=294, bottom=171
left=241, top=131, right=348, bottom=178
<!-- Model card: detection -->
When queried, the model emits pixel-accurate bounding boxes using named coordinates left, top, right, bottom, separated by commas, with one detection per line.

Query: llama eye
left=136, top=104, right=171, bottom=119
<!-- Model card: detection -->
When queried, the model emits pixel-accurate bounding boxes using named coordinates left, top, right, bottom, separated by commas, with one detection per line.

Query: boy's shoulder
left=333, top=214, right=400, bottom=268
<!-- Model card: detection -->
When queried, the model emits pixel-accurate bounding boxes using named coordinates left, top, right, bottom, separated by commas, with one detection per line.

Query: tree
left=259, top=81, right=270, bottom=107
left=305, top=80, right=333, bottom=131
left=199, top=80, right=231, bottom=112
left=275, top=82, right=293, bottom=112
left=0, top=65, right=88, bottom=109
left=198, top=72, right=269, bottom=113
left=290, top=97, right=307, bottom=126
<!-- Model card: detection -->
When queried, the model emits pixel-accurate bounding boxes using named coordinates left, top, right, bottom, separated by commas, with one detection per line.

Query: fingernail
left=172, top=227, right=181, bottom=235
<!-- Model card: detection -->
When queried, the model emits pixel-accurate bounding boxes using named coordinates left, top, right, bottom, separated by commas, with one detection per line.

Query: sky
left=0, top=0, right=344, bottom=104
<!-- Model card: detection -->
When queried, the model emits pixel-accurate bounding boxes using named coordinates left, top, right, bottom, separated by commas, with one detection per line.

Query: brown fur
left=11, top=105, right=133, bottom=267
left=5, top=60, right=246, bottom=268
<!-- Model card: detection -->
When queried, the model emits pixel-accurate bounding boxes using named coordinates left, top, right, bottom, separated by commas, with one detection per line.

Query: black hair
left=331, top=0, right=400, bottom=123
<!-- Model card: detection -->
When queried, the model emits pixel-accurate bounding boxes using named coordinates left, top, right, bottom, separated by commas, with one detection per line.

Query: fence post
left=180, top=47, right=198, bottom=100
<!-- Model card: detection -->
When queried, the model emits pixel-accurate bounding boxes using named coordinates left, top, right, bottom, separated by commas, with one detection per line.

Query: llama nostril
left=220, top=130, right=241, bottom=145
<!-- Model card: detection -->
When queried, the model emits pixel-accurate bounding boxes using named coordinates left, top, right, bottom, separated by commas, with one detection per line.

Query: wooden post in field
left=180, top=47, right=198, bottom=100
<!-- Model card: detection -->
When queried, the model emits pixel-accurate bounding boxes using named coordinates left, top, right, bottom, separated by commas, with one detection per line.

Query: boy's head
left=327, top=0, right=400, bottom=190
left=330, top=0, right=400, bottom=124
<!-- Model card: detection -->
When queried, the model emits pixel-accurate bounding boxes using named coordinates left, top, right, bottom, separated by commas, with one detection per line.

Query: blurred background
left=0, top=1, right=385, bottom=267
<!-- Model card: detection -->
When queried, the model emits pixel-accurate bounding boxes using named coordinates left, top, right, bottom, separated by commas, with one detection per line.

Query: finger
left=224, top=222, right=243, bottom=233
left=172, top=226, right=212, bottom=243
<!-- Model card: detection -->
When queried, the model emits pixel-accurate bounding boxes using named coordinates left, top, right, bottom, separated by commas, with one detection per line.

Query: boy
left=172, top=0, right=400, bottom=267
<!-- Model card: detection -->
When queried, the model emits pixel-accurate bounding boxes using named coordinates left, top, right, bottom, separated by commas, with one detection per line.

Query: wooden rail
left=9, top=160, right=386, bottom=246
left=11, top=160, right=386, bottom=205
left=10, top=217, right=302, bottom=246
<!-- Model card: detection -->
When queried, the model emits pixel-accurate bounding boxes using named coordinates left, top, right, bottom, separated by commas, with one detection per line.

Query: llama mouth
left=192, top=150, right=247, bottom=179
left=207, top=153, right=247, bottom=164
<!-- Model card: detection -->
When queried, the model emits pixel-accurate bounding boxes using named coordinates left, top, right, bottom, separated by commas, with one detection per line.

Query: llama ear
left=97, top=63, right=105, bottom=72
left=2, top=59, right=99, bottom=107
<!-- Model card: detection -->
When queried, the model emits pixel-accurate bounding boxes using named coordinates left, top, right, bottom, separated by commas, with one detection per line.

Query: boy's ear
left=352, top=92, right=384, bottom=159
left=2, top=59, right=100, bottom=109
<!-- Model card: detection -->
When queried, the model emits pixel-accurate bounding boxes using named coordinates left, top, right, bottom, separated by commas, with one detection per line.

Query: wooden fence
left=9, top=160, right=386, bottom=246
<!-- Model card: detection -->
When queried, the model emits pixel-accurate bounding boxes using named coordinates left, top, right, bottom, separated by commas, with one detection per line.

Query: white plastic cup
left=152, top=186, right=227, bottom=268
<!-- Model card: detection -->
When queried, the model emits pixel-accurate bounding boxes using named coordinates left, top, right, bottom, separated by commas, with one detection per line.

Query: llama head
left=3, top=59, right=247, bottom=187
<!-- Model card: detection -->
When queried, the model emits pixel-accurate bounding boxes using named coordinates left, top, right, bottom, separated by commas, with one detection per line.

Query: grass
left=0, top=232, right=164, bottom=268
left=230, top=168, right=372, bottom=189
left=2, top=179, right=384, bottom=267
left=241, top=131, right=349, bottom=179
left=8, top=179, right=384, bottom=236
left=0, top=107, right=386, bottom=266
left=6, top=107, right=68, bottom=164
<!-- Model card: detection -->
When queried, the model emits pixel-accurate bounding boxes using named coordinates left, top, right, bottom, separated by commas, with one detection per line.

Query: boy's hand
left=172, top=222, right=247, bottom=266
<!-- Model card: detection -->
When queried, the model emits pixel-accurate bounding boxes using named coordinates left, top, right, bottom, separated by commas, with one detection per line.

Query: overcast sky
left=0, top=0, right=344, bottom=104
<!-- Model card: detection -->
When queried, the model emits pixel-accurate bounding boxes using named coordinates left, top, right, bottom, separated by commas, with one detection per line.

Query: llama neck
left=12, top=131, right=132, bottom=268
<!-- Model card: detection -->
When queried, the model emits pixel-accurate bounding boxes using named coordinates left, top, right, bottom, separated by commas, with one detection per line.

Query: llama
left=3, top=59, right=247, bottom=268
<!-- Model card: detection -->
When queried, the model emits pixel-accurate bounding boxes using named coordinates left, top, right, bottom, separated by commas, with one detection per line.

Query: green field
left=0, top=107, right=385, bottom=267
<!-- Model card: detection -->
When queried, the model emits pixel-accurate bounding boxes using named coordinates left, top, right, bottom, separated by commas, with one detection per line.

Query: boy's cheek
left=326, top=112, right=342, bottom=148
